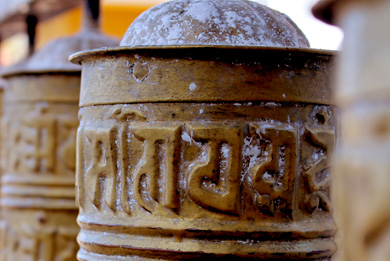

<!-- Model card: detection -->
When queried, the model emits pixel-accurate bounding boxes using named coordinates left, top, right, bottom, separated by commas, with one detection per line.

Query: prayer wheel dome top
left=2, top=30, right=119, bottom=77
left=312, top=0, right=337, bottom=25
left=120, top=0, right=310, bottom=48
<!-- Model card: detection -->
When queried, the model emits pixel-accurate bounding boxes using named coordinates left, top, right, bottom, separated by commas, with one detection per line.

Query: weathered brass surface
left=121, top=0, right=310, bottom=48
left=0, top=26, right=118, bottom=261
left=75, top=47, right=334, bottom=106
left=71, top=0, right=337, bottom=259
left=71, top=46, right=336, bottom=260
left=0, top=74, right=80, bottom=260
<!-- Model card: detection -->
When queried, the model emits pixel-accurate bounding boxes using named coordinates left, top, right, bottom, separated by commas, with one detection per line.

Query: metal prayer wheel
left=0, top=78, right=4, bottom=260
left=313, top=0, right=390, bottom=260
left=0, top=2, right=118, bottom=260
left=71, top=0, right=336, bottom=259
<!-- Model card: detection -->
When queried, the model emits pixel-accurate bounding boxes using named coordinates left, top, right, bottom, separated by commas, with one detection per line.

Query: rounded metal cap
left=312, top=0, right=337, bottom=25
left=2, top=30, right=119, bottom=77
left=120, top=0, right=310, bottom=48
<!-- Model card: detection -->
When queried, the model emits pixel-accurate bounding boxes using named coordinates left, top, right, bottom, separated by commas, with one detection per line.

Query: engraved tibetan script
left=78, top=107, right=334, bottom=218
left=22, top=114, right=56, bottom=173
left=80, top=120, right=244, bottom=215
left=133, top=125, right=180, bottom=212
left=84, top=126, right=118, bottom=211
left=302, top=125, right=334, bottom=213
left=186, top=125, right=242, bottom=215
left=6, top=106, right=78, bottom=175
left=249, top=123, right=297, bottom=217
left=4, top=221, right=78, bottom=261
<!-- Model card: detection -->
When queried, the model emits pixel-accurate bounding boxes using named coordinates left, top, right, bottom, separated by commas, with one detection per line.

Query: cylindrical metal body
left=72, top=46, right=336, bottom=260
left=0, top=79, right=5, bottom=260
left=0, top=73, right=80, bottom=260
left=313, top=0, right=390, bottom=260
left=0, top=0, right=116, bottom=258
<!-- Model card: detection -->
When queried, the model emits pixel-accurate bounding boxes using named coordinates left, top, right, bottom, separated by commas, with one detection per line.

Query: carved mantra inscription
left=4, top=105, right=78, bottom=175
left=1, top=102, right=79, bottom=261
left=78, top=107, right=335, bottom=218
left=186, top=125, right=242, bottom=214
left=2, top=212, right=78, bottom=261
left=133, top=125, right=181, bottom=212
left=302, top=108, right=335, bottom=213
left=249, top=124, right=297, bottom=217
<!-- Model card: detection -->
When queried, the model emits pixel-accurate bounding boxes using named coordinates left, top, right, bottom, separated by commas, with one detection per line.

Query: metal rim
left=69, top=45, right=337, bottom=65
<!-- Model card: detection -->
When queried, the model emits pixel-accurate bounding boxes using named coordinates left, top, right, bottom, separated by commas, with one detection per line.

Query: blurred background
left=0, top=0, right=343, bottom=66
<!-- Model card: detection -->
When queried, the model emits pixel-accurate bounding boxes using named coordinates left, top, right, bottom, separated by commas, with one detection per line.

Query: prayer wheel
left=71, top=0, right=337, bottom=259
left=313, top=0, right=390, bottom=260
left=0, top=78, right=4, bottom=260
left=0, top=4, right=118, bottom=260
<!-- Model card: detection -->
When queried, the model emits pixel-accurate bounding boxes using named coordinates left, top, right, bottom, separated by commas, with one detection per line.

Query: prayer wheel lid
left=312, top=0, right=337, bottom=25
left=120, top=0, right=310, bottom=48
left=69, top=0, right=335, bottom=107
left=1, top=30, right=119, bottom=77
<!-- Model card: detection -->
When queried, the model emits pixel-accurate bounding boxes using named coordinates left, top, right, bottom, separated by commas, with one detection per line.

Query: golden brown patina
left=0, top=72, right=81, bottom=261
left=0, top=18, right=118, bottom=261
left=71, top=0, right=337, bottom=259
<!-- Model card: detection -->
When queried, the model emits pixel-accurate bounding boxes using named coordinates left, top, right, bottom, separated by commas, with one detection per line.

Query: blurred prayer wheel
left=313, top=0, right=390, bottom=260
left=71, top=0, right=337, bottom=259
left=0, top=78, right=4, bottom=260
left=0, top=2, right=118, bottom=260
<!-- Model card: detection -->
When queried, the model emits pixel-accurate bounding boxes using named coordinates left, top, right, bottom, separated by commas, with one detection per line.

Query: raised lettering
left=22, top=116, right=56, bottom=173
left=58, top=119, right=78, bottom=171
left=187, top=125, right=242, bottom=215
left=250, top=123, right=296, bottom=217
left=110, top=107, right=147, bottom=214
left=133, top=125, right=180, bottom=212
left=84, top=127, right=118, bottom=211
left=303, top=125, right=334, bottom=212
